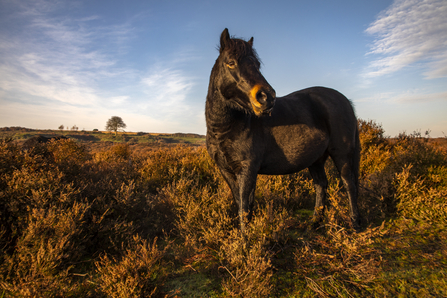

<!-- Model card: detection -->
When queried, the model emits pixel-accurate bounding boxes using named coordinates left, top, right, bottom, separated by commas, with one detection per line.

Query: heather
left=1, top=120, right=446, bottom=297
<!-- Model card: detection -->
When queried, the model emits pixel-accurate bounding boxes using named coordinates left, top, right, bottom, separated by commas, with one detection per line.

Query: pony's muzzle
left=251, top=86, right=276, bottom=115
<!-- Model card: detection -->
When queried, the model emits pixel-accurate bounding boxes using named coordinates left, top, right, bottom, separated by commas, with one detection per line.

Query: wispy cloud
left=0, top=0, right=135, bottom=109
left=364, top=0, right=447, bottom=79
left=140, top=66, right=195, bottom=120
left=393, top=90, right=447, bottom=103
left=356, top=90, right=447, bottom=104
left=0, top=0, right=202, bottom=132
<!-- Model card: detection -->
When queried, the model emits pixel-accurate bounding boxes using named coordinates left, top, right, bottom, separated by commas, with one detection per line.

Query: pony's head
left=214, top=28, right=276, bottom=116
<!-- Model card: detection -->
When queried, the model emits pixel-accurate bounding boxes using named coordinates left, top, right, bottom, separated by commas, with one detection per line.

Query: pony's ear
left=220, top=28, right=231, bottom=53
left=248, top=37, right=253, bottom=47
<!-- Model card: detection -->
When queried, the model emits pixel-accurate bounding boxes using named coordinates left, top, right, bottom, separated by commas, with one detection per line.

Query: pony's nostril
left=256, top=91, right=267, bottom=104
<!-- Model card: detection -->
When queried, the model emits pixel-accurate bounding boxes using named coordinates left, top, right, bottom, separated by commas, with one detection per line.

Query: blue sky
left=1, top=0, right=446, bottom=136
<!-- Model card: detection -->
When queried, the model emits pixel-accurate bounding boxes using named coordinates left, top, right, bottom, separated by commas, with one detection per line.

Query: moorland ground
left=1, top=120, right=446, bottom=297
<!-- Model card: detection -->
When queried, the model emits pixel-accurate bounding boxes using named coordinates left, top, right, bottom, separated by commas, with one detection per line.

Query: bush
left=96, top=236, right=166, bottom=298
left=219, top=228, right=273, bottom=297
left=1, top=202, right=91, bottom=297
left=395, top=165, right=447, bottom=222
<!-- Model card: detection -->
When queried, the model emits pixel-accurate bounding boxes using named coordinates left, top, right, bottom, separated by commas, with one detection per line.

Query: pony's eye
left=227, top=61, right=236, bottom=69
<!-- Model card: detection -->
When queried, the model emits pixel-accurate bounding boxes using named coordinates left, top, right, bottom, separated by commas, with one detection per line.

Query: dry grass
left=1, top=119, right=446, bottom=297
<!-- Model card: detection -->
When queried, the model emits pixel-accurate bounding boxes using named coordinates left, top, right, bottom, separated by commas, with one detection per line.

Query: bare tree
left=105, top=116, right=127, bottom=136
left=58, top=125, right=64, bottom=131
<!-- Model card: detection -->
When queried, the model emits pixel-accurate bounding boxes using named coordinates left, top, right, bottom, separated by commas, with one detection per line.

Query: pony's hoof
left=352, top=217, right=362, bottom=232
left=311, top=215, right=324, bottom=230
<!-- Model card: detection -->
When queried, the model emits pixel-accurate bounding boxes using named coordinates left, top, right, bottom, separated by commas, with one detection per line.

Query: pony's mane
left=219, top=37, right=261, bottom=63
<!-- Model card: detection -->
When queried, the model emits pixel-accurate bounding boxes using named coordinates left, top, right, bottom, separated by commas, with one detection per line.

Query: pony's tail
left=354, top=122, right=361, bottom=191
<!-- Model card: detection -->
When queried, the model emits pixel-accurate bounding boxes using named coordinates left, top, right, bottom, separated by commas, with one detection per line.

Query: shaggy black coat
left=206, top=29, right=361, bottom=230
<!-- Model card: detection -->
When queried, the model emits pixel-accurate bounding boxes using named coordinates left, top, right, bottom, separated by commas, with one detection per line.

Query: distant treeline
left=0, top=127, right=36, bottom=132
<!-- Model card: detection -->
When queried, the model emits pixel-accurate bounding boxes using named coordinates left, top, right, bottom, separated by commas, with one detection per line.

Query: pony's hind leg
left=309, top=157, right=329, bottom=227
left=331, top=153, right=361, bottom=231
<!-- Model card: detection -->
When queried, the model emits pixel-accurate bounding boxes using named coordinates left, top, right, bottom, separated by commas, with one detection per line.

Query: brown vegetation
left=1, top=119, right=446, bottom=297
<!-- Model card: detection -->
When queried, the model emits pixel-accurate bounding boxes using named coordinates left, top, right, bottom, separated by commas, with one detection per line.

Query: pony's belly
left=258, top=163, right=308, bottom=175
left=259, top=129, right=329, bottom=175
left=258, top=152, right=318, bottom=175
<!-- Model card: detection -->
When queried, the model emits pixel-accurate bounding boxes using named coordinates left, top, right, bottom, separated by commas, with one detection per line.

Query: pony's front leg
left=220, top=168, right=257, bottom=231
left=235, top=171, right=257, bottom=231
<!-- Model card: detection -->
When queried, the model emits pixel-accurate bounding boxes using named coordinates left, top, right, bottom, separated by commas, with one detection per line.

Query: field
left=0, top=127, right=206, bottom=147
left=1, top=120, right=447, bottom=297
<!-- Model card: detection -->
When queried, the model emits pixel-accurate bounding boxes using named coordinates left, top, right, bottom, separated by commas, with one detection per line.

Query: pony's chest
left=206, top=132, right=256, bottom=174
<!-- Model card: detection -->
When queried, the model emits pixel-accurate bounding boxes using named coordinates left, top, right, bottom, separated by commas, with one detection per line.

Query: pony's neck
left=205, top=63, right=251, bottom=139
left=206, top=89, right=248, bottom=139
left=206, top=92, right=232, bottom=132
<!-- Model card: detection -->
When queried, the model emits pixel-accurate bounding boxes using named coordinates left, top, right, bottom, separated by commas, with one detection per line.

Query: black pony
left=206, top=29, right=361, bottom=230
